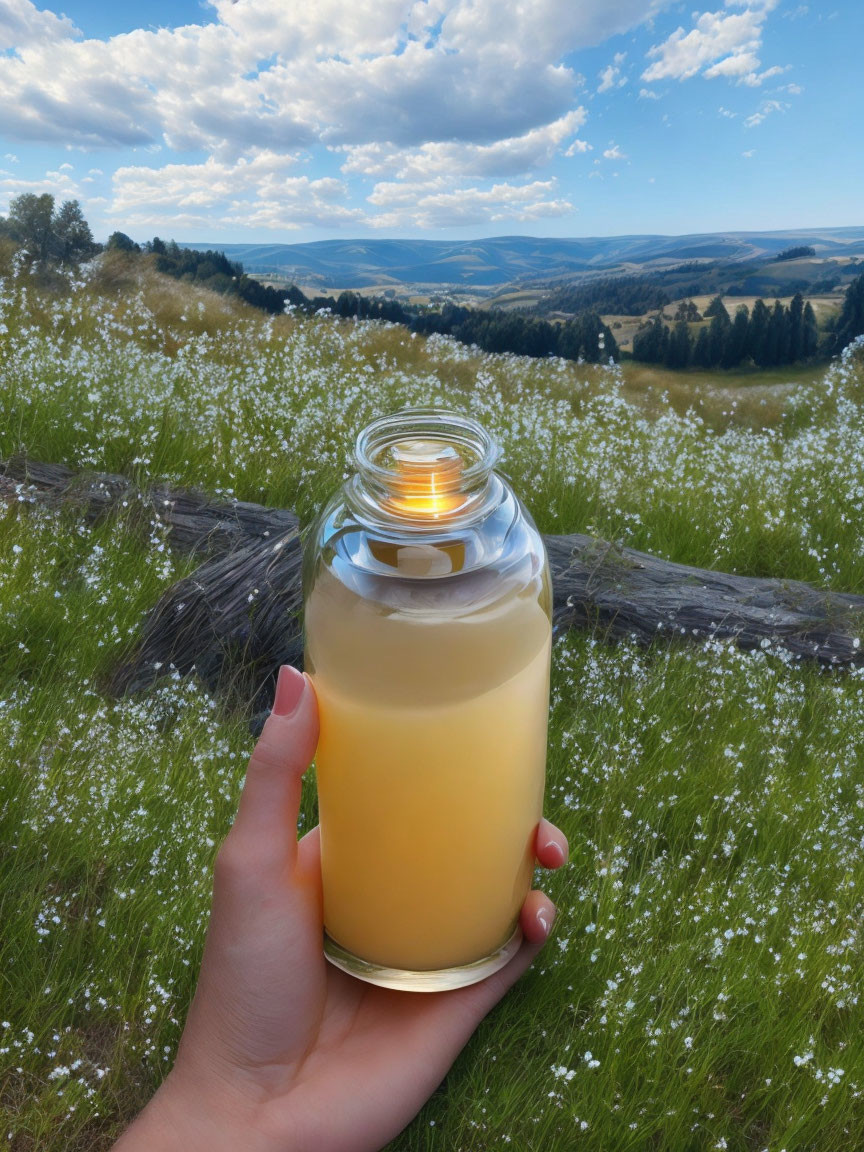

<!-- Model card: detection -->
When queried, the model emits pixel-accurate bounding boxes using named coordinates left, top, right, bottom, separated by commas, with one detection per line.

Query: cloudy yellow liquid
left=305, top=561, right=551, bottom=974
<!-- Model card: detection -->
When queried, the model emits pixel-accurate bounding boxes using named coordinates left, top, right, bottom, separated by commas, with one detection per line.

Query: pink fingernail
left=273, top=666, right=306, bottom=717
left=537, top=906, right=556, bottom=938
left=544, top=841, right=565, bottom=865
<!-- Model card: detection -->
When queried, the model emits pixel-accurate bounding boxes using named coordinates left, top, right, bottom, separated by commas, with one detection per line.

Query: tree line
left=112, top=236, right=622, bottom=363
left=131, top=236, right=293, bottom=315
left=632, top=294, right=821, bottom=369
left=320, top=291, right=618, bottom=361
left=538, top=275, right=670, bottom=317
left=3, top=192, right=862, bottom=364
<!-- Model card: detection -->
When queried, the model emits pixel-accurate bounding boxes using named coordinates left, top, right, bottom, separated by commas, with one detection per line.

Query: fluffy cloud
left=0, top=164, right=82, bottom=212
left=1, top=0, right=682, bottom=232
left=338, top=110, right=588, bottom=182
left=0, top=0, right=666, bottom=156
left=110, top=152, right=363, bottom=231
left=643, top=0, right=783, bottom=87
left=0, top=0, right=76, bottom=51
left=366, top=179, right=574, bottom=229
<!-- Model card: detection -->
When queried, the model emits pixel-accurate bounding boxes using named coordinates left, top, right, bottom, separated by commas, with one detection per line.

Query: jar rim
left=353, top=405, right=502, bottom=494
left=350, top=405, right=504, bottom=529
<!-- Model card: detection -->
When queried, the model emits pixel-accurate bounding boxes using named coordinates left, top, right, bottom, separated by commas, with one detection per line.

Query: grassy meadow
left=2, top=251, right=864, bottom=1149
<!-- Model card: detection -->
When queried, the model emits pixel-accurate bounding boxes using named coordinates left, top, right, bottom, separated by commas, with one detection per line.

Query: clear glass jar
left=302, top=407, right=552, bottom=991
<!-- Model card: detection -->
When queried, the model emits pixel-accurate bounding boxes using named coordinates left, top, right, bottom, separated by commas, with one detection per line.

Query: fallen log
left=1, top=454, right=297, bottom=554
left=4, top=456, right=864, bottom=721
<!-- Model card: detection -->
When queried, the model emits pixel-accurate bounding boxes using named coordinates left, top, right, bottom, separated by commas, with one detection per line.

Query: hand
left=115, top=665, right=568, bottom=1152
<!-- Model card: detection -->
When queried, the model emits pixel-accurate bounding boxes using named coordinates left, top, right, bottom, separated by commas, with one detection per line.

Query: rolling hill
left=181, top=228, right=864, bottom=290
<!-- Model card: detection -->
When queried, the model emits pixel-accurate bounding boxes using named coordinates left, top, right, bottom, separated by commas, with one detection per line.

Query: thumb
left=224, top=666, right=319, bottom=879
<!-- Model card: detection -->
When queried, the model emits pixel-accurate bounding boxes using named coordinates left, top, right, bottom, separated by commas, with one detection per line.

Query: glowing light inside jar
left=384, top=439, right=465, bottom=519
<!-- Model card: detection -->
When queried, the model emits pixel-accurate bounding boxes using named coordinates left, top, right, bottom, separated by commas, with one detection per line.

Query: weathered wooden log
left=4, top=455, right=864, bottom=722
left=1, top=454, right=297, bottom=554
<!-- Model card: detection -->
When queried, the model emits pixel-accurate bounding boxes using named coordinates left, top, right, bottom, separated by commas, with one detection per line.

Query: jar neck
left=347, top=407, right=502, bottom=532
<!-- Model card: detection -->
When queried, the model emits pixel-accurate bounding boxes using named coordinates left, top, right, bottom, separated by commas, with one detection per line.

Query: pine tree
left=632, top=315, right=666, bottom=363
left=724, top=305, right=750, bottom=368
left=52, top=200, right=98, bottom=265
left=802, top=301, right=819, bottom=358
left=747, top=299, right=770, bottom=366
left=558, top=319, right=583, bottom=360
left=787, top=293, right=805, bottom=362
left=693, top=327, right=711, bottom=368
left=833, top=274, right=864, bottom=352
left=708, top=311, right=730, bottom=367
left=765, top=300, right=788, bottom=367
left=665, top=320, right=693, bottom=369
left=704, top=295, right=730, bottom=322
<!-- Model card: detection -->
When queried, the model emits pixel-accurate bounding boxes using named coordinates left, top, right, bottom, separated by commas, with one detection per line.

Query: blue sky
left=0, top=0, right=860, bottom=243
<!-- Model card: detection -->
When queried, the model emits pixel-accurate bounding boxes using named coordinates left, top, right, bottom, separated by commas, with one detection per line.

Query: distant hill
left=179, top=229, right=864, bottom=290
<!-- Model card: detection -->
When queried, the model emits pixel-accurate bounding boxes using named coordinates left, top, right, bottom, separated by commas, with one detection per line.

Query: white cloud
left=603, top=143, right=627, bottom=160
left=597, top=52, right=627, bottom=93
left=718, top=106, right=738, bottom=117
left=338, top=109, right=588, bottom=181
left=639, top=87, right=660, bottom=99
left=0, top=0, right=77, bottom=51
left=4, top=154, right=19, bottom=163
left=742, top=148, right=756, bottom=157
left=366, top=178, right=574, bottom=229
left=643, top=1, right=782, bottom=86
left=110, top=153, right=363, bottom=232
left=0, top=0, right=667, bottom=156
left=0, top=166, right=82, bottom=213
left=744, top=98, right=789, bottom=127
left=704, top=50, right=761, bottom=79
left=0, top=0, right=670, bottom=231
left=564, top=139, right=592, bottom=156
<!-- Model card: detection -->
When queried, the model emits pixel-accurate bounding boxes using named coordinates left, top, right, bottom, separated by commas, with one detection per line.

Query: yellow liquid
left=305, top=563, right=552, bottom=973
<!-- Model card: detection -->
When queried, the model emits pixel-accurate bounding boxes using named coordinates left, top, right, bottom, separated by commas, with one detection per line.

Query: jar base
left=323, top=925, right=523, bottom=992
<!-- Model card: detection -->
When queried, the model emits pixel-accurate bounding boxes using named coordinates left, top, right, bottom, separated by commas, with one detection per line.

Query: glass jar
left=302, top=406, right=553, bottom=991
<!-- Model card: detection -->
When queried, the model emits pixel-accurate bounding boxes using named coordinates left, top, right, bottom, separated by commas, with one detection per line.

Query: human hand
left=115, top=665, right=568, bottom=1152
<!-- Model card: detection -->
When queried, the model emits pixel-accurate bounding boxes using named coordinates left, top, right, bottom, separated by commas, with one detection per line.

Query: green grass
left=2, top=260, right=864, bottom=1149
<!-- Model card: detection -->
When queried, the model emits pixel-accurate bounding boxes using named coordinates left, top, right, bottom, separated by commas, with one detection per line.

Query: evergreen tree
left=665, top=319, right=693, bottom=369
left=747, top=298, right=770, bottom=366
left=787, top=292, right=805, bottom=362
left=558, top=319, right=583, bottom=360
left=724, top=305, right=750, bottom=368
left=632, top=315, right=666, bottom=363
left=704, top=295, right=730, bottom=322
left=765, top=300, right=789, bottom=367
left=708, top=310, right=730, bottom=367
left=802, top=301, right=819, bottom=358
left=106, top=231, right=139, bottom=252
left=693, top=327, right=711, bottom=369
left=674, top=299, right=701, bottom=323
left=833, top=274, right=864, bottom=352
left=52, top=200, right=98, bottom=264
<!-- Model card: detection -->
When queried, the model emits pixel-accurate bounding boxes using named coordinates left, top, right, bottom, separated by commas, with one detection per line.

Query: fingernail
left=272, top=665, right=306, bottom=717
left=537, top=905, right=556, bottom=939
left=544, top=840, right=566, bottom=866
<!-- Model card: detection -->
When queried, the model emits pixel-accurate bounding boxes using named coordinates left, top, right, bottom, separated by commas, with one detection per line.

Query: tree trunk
left=4, top=455, right=863, bottom=721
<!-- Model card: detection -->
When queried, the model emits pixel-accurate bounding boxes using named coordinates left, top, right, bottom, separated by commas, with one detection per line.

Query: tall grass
left=2, top=259, right=864, bottom=1149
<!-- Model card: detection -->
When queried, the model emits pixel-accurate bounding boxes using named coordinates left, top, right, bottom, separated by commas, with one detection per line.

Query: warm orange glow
left=385, top=439, right=465, bottom=519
